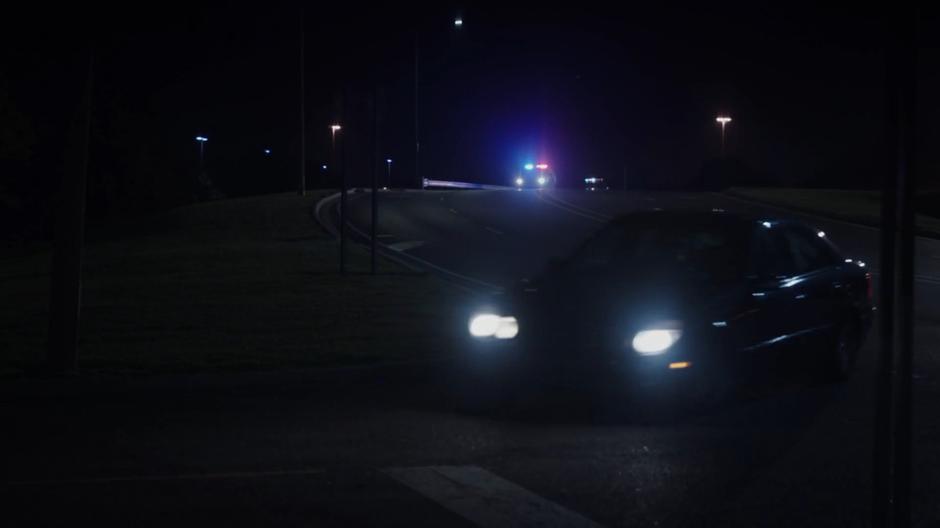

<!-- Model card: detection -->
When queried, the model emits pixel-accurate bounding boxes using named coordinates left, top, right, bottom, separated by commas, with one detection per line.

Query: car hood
left=505, top=266, right=744, bottom=339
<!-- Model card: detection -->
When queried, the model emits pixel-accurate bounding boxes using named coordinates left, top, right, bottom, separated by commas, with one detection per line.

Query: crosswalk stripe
left=383, top=465, right=604, bottom=528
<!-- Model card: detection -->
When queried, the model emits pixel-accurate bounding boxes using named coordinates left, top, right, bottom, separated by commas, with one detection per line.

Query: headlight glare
left=632, top=329, right=681, bottom=355
left=469, top=314, right=518, bottom=339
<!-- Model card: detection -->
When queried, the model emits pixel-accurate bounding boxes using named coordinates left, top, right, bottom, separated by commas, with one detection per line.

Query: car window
left=780, top=226, right=841, bottom=274
left=749, top=227, right=798, bottom=278
left=570, top=219, right=749, bottom=282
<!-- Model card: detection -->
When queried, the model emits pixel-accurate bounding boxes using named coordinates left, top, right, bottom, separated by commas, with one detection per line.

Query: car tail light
left=865, top=272, right=873, bottom=301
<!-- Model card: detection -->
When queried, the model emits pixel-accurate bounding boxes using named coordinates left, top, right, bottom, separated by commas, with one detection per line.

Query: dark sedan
left=453, top=210, right=874, bottom=408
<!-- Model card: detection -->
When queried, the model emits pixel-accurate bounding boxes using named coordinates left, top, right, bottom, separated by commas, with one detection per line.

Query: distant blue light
left=321, top=164, right=328, bottom=170
left=761, top=221, right=772, bottom=228
left=264, top=149, right=271, bottom=155
left=524, top=163, right=535, bottom=171
left=386, top=159, right=393, bottom=163
left=195, top=136, right=208, bottom=142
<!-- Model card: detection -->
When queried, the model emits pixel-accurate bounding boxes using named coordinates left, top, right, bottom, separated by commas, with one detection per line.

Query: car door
left=777, top=224, right=846, bottom=338
left=734, top=223, right=807, bottom=352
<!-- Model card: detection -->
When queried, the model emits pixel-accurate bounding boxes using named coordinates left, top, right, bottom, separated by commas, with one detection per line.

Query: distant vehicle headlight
left=631, top=329, right=682, bottom=355
left=537, top=176, right=546, bottom=185
left=469, top=314, right=519, bottom=339
left=515, top=177, right=524, bottom=186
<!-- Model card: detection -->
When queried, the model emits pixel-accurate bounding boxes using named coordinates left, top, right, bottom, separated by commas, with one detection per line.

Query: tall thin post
left=892, top=8, right=917, bottom=526
left=721, top=123, right=725, bottom=158
left=414, top=31, right=420, bottom=189
left=299, top=7, right=306, bottom=196
left=873, top=8, right=916, bottom=528
left=371, top=87, right=378, bottom=275
left=339, top=90, right=347, bottom=274
left=47, top=49, right=94, bottom=372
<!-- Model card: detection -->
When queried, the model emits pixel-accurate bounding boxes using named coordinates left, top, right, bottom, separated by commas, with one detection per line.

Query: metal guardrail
left=422, top=178, right=511, bottom=191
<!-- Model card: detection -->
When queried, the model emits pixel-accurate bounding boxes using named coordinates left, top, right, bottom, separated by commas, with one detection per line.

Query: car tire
left=826, top=320, right=859, bottom=382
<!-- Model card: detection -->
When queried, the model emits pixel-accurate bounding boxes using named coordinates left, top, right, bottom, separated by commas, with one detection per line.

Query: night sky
left=2, top=4, right=938, bottom=205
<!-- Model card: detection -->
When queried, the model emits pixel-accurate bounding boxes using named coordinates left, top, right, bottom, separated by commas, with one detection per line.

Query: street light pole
left=385, top=159, right=392, bottom=189
left=195, top=136, right=208, bottom=170
left=371, top=89, right=379, bottom=275
left=330, top=124, right=344, bottom=273
left=413, top=15, right=463, bottom=189
left=47, top=48, right=94, bottom=373
left=715, top=116, right=732, bottom=157
left=299, top=6, right=306, bottom=196
left=414, top=31, right=420, bottom=189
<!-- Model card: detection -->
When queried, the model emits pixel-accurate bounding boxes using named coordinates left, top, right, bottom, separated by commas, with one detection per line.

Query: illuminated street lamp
left=195, top=136, right=208, bottom=170
left=715, top=116, right=732, bottom=157
left=415, top=14, right=464, bottom=188
left=385, top=158, right=393, bottom=189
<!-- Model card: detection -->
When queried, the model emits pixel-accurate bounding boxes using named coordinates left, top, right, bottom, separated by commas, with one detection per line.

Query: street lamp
left=330, top=123, right=346, bottom=273
left=330, top=125, right=343, bottom=179
left=385, top=158, right=393, bottom=189
left=715, top=116, right=732, bottom=157
left=415, top=15, right=463, bottom=188
left=195, top=136, right=208, bottom=170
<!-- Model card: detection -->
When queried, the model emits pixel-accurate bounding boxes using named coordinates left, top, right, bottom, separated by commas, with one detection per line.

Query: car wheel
left=827, top=321, right=859, bottom=382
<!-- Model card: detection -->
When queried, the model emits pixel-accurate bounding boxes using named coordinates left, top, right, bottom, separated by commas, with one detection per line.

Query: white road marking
left=4, top=468, right=326, bottom=487
left=485, top=226, right=504, bottom=235
left=388, top=240, right=426, bottom=252
left=342, top=215, right=502, bottom=293
left=383, top=465, right=603, bottom=528
left=377, top=233, right=396, bottom=238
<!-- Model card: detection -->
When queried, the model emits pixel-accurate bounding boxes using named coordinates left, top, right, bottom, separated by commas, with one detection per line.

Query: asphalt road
left=3, top=189, right=938, bottom=527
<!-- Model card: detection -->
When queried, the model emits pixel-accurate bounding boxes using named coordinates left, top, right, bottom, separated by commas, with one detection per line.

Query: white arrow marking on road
left=387, top=240, right=426, bottom=252
left=384, top=465, right=604, bottom=528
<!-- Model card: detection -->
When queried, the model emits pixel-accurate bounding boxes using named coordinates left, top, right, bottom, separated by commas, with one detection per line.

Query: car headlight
left=469, top=314, right=519, bottom=339
left=537, top=176, right=546, bottom=185
left=515, top=177, right=524, bottom=186
left=631, top=329, right=682, bottom=355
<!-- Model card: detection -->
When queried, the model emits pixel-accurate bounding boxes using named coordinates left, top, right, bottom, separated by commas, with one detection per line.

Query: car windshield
left=570, top=216, right=749, bottom=282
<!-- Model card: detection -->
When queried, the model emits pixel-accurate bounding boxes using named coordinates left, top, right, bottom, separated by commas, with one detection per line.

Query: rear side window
left=780, top=226, right=842, bottom=274
left=749, top=227, right=797, bottom=278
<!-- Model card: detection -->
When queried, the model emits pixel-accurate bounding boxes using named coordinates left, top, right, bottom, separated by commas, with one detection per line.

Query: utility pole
left=48, top=49, right=94, bottom=372
left=298, top=7, right=306, bottom=196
